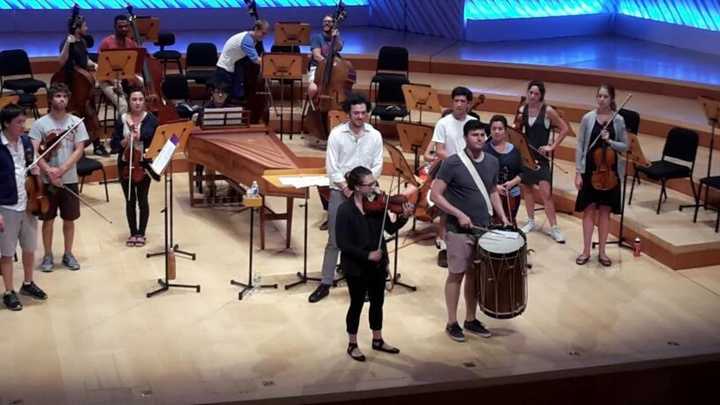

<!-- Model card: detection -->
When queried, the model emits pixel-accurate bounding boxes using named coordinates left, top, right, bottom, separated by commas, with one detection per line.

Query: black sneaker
left=446, top=322, right=465, bottom=342
left=464, top=319, right=492, bottom=338
left=20, top=281, right=48, bottom=300
left=3, top=291, right=23, bottom=311
left=437, top=249, right=448, bottom=268
left=308, top=284, right=330, bottom=303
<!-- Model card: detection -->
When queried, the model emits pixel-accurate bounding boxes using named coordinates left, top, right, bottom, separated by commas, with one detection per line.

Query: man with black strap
left=0, top=104, right=48, bottom=311
left=430, top=120, right=509, bottom=342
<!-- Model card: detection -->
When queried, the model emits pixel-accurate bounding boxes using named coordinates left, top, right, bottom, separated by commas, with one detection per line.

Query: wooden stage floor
left=0, top=173, right=719, bottom=404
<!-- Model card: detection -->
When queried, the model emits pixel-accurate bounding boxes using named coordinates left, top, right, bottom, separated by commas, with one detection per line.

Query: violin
left=305, top=1, right=356, bottom=140
left=362, top=190, right=408, bottom=216
left=120, top=131, right=146, bottom=185
left=26, top=172, right=50, bottom=216
left=588, top=94, right=633, bottom=191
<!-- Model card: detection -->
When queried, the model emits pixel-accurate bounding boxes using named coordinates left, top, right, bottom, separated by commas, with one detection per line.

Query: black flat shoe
left=347, top=343, right=366, bottom=361
left=308, top=284, right=330, bottom=303
left=372, top=339, right=400, bottom=354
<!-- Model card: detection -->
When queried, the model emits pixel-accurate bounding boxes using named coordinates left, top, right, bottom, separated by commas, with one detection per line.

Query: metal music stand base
left=147, top=279, right=200, bottom=298
left=231, top=206, right=278, bottom=300
left=593, top=160, right=633, bottom=251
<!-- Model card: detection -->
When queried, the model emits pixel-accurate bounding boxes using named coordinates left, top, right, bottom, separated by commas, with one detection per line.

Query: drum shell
left=475, top=230, right=528, bottom=319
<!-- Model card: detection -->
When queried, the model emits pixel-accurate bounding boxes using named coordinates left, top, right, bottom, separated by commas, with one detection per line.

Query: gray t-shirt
left=436, top=151, right=499, bottom=232
left=29, top=114, right=89, bottom=185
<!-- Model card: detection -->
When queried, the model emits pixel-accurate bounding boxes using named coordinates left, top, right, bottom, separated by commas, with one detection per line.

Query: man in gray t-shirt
left=29, top=83, right=89, bottom=272
left=430, top=120, right=510, bottom=343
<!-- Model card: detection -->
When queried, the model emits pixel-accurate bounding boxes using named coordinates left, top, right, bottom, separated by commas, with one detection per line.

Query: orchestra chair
left=369, top=46, right=410, bottom=124
left=184, top=42, right=217, bottom=85
left=78, top=154, right=109, bottom=202
left=0, top=49, right=46, bottom=118
left=153, top=32, right=183, bottom=76
left=693, top=176, right=720, bottom=232
left=629, top=127, right=699, bottom=214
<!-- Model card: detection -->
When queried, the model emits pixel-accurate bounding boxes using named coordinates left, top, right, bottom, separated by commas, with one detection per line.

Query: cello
left=126, top=5, right=180, bottom=124
left=50, top=5, right=100, bottom=143
left=304, top=1, right=356, bottom=141
left=242, top=0, right=270, bottom=124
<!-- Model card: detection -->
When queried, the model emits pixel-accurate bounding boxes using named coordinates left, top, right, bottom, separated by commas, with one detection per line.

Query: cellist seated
left=307, top=15, right=344, bottom=100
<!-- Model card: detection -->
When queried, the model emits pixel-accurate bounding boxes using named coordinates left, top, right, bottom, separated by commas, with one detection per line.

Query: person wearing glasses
left=306, top=15, right=344, bottom=99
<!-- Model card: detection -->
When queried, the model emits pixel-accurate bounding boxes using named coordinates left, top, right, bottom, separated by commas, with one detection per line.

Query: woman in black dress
left=336, top=166, right=413, bottom=361
left=484, top=115, right=524, bottom=226
left=574, top=84, right=628, bottom=267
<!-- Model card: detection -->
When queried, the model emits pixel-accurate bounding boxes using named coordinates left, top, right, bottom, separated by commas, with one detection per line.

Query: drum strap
left=458, top=150, right=493, bottom=216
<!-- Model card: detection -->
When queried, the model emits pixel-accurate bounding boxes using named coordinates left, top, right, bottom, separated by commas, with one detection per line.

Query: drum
left=475, top=229, right=527, bottom=319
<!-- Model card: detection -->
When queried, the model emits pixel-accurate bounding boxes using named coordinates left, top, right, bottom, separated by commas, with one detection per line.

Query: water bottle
left=633, top=237, right=641, bottom=257
left=252, top=272, right=262, bottom=287
left=248, top=181, right=259, bottom=197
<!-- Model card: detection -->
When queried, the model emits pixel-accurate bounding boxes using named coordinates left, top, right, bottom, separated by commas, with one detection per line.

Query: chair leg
left=715, top=210, right=719, bottom=233
left=693, top=183, right=703, bottom=223
left=628, top=174, right=637, bottom=206
left=101, top=168, right=109, bottom=202
left=656, top=180, right=665, bottom=214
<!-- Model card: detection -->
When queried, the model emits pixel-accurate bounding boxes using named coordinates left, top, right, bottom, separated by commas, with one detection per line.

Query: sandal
left=347, top=343, right=366, bottom=362
left=599, top=256, right=612, bottom=267
left=575, top=254, right=590, bottom=265
left=126, top=236, right=136, bottom=247
left=135, top=235, right=146, bottom=247
left=372, top=339, right=400, bottom=354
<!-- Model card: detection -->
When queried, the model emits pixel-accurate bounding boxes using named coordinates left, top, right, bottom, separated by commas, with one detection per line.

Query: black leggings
left=120, top=175, right=151, bottom=236
left=346, top=270, right=386, bottom=335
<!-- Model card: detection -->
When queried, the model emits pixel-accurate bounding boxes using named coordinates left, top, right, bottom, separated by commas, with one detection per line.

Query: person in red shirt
left=98, top=15, right=140, bottom=118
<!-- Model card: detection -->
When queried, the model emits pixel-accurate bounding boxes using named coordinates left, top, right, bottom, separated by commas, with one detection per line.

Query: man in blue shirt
left=307, top=15, right=344, bottom=99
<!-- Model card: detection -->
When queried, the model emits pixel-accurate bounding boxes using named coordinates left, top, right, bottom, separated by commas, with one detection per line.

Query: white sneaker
left=549, top=226, right=565, bottom=244
left=435, top=238, right=447, bottom=250
left=520, top=219, right=537, bottom=234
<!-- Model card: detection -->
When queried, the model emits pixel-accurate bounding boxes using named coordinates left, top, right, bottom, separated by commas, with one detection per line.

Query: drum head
left=478, top=231, right=525, bottom=254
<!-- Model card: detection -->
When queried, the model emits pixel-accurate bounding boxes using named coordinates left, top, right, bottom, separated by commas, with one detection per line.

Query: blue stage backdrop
left=0, top=0, right=368, bottom=9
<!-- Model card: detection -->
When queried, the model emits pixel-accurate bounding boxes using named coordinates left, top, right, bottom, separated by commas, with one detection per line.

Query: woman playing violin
left=574, top=84, right=628, bottom=267
left=335, top=166, right=413, bottom=362
left=484, top=115, right=524, bottom=225
left=110, top=88, right=158, bottom=248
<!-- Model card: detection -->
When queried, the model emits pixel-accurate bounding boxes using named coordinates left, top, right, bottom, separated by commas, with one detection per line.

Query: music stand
left=274, top=22, right=311, bottom=46
left=0, top=95, right=19, bottom=109
left=96, top=49, right=140, bottom=122
left=263, top=52, right=305, bottom=140
left=680, top=97, right=720, bottom=214
left=402, top=84, right=442, bottom=125
left=135, top=16, right=160, bottom=43
left=145, top=121, right=200, bottom=298
left=593, top=133, right=650, bottom=250
left=396, top=122, right=433, bottom=172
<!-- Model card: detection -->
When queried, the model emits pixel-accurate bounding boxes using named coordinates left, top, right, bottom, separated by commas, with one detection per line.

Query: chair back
left=162, top=74, right=190, bottom=101
left=155, top=32, right=176, bottom=49
left=376, top=75, right=410, bottom=104
left=270, top=45, right=300, bottom=53
left=376, top=46, right=409, bottom=76
left=663, top=127, right=699, bottom=165
left=186, top=43, right=218, bottom=68
left=618, top=108, right=640, bottom=134
left=0, top=49, right=33, bottom=78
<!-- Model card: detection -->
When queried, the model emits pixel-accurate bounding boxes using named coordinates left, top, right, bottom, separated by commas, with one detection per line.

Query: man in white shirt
left=214, top=20, right=270, bottom=101
left=422, top=86, right=477, bottom=268
left=309, top=94, right=384, bottom=303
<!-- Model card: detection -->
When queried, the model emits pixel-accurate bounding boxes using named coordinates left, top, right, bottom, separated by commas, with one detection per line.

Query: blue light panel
left=616, top=0, right=720, bottom=31
left=464, top=0, right=610, bottom=20
left=0, top=0, right=368, bottom=9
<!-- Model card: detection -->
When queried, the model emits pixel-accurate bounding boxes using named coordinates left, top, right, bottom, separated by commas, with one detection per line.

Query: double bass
left=242, top=0, right=269, bottom=124
left=126, top=5, right=180, bottom=124
left=305, top=1, right=356, bottom=140
left=50, top=5, right=100, bottom=143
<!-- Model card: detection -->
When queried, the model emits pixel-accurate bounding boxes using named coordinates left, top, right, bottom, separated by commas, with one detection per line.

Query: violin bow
left=376, top=173, right=396, bottom=252
left=588, top=93, right=633, bottom=151
left=25, top=117, right=85, bottom=174
left=126, top=119, right=135, bottom=202
left=52, top=184, right=113, bottom=224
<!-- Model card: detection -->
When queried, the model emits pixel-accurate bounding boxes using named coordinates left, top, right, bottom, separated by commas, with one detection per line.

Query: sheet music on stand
left=150, top=134, right=179, bottom=176
left=199, top=107, right=249, bottom=128
left=277, top=175, right=329, bottom=188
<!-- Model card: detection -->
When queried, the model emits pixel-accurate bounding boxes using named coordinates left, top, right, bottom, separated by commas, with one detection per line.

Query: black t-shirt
left=60, top=37, right=89, bottom=72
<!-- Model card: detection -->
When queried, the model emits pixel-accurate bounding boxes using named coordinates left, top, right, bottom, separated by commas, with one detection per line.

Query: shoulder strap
left=457, top=151, right=493, bottom=216
left=20, top=135, right=34, bottom=167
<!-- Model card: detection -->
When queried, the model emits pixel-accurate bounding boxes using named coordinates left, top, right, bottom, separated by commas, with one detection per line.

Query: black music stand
left=230, top=196, right=278, bottom=300
left=681, top=97, right=720, bottom=215
left=145, top=121, right=200, bottom=298
left=385, top=172, right=417, bottom=292
left=262, top=52, right=304, bottom=140
left=396, top=122, right=433, bottom=172
left=593, top=133, right=650, bottom=250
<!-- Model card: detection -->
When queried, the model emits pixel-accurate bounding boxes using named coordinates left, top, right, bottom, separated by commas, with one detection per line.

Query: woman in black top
left=336, top=166, right=413, bottom=362
left=484, top=115, right=523, bottom=226
left=111, top=88, right=159, bottom=247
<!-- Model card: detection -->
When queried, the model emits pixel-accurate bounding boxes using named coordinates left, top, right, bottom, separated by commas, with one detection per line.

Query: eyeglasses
left=359, top=181, right=378, bottom=187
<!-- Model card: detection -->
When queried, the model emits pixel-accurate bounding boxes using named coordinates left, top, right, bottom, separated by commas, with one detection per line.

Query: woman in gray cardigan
left=574, top=84, right=628, bottom=267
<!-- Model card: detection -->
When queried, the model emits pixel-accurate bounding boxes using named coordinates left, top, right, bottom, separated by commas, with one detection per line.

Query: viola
left=362, top=191, right=408, bottom=216
left=121, top=144, right=146, bottom=184
left=591, top=133, right=619, bottom=191
left=25, top=173, right=49, bottom=216
left=305, top=1, right=356, bottom=140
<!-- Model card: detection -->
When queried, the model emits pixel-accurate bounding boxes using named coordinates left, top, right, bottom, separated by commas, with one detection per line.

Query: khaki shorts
left=40, top=183, right=80, bottom=221
left=446, top=231, right=476, bottom=274
left=0, top=207, right=38, bottom=257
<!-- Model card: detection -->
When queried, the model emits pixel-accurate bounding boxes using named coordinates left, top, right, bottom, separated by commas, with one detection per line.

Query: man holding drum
left=430, top=120, right=510, bottom=342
